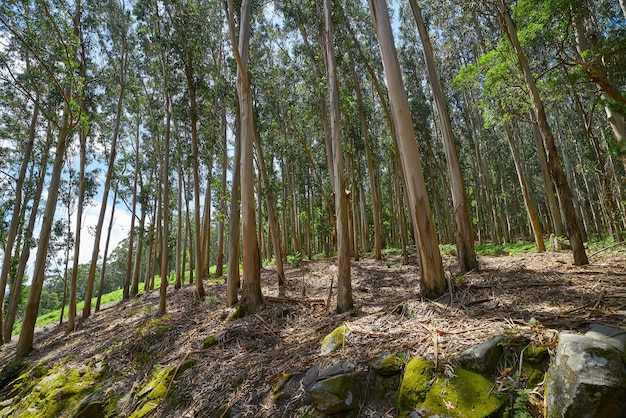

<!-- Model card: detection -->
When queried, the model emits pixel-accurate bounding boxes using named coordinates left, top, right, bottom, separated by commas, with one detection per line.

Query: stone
left=310, top=374, right=358, bottom=414
left=545, top=333, right=626, bottom=418
left=320, top=324, right=350, bottom=356
left=397, top=356, right=434, bottom=416
left=70, top=383, right=111, bottom=418
left=585, top=323, right=626, bottom=355
left=370, top=353, right=404, bottom=376
left=318, top=362, right=356, bottom=380
left=303, top=364, right=320, bottom=389
left=417, top=366, right=505, bottom=417
left=457, top=336, right=504, bottom=374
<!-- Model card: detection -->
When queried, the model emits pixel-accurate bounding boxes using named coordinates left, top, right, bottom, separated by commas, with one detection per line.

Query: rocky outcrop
left=545, top=332, right=626, bottom=418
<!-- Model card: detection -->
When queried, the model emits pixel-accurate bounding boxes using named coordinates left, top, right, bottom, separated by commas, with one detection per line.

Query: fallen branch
left=589, top=242, right=626, bottom=258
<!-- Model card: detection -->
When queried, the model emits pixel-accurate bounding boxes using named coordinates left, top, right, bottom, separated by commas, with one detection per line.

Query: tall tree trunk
left=17, top=100, right=74, bottom=357
left=369, top=0, right=446, bottom=299
left=499, top=0, right=588, bottom=265
left=123, top=111, right=141, bottom=299
left=3, top=125, right=52, bottom=342
left=226, top=102, right=242, bottom=307
left=228, top=0, right=262, bottom=312
left=131, top=199, right=146, bottom=297
left=175, top=162, right=184, bottom=289
left=215, top=106, right=228, bottom=278
left=532, top=118, right=563, bottom=236
left=253, top=128, right=286, bottom=285
left=324, top=0, right=352, bottom=313
left=351, top=65, right=382, bottom=260
left=158, top=91, right=172, bottom=315
left=409, top=0, right=477, bottom=272
left=0, top=92, right=39, bottom=346
left=83, top=38, right=126, bottom=319
left=96, top=188, right=118, bottom=312
left=503, top=116, right=545, bottom=251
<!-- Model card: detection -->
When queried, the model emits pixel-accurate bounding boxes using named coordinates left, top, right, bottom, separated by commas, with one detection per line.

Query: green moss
left=203, top=335, right=219, bottom=349
left=0, top=360, right=106, bottom=418
left=371, top=353, right=405, bottom=376
left=418, top=366, right=505, bottom=417
left=175, top=359, right=197, bottom=380
left=228, top=305, right=246, bottom=321
left=397, top=356, right=434, bottom=416
left=0, top=358, right=28, bottom=396
left=522, top=363, right=545, bottom=388
left=136, top=315, right=170, bottom=339
left=129, top=366, right=176, bottom=418
left=321, top=324, right=350, bottom=355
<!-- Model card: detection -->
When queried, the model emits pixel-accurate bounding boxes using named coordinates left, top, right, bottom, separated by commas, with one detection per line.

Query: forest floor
left=1, top=248, right=626, bottom=417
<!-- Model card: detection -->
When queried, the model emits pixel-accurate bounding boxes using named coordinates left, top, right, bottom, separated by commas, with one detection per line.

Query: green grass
left=14, top=265, right=228, bottom=336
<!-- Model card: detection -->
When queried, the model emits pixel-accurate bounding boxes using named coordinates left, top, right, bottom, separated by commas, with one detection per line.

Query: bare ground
left=1, top=249, right=625, bottom=417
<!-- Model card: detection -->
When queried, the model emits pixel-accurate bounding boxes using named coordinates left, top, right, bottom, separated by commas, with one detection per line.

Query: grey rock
left=458, top=336, right=504, bottom=374
left=585, top=323, right=626, bottom=355
left=310, top=374, right=357, bottom=414
left=545, top=333, right=626, bottom=418
left=303, top=363, right=320, bottom=388
left=318, top=362, right=356, bottom=380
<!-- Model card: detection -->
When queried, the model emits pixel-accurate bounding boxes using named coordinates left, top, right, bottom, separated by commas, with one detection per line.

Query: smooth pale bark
left=201, top=173, right=212, bottom=277
left=96, top=188, right=117, bottom=312
left=175, top=162, right=184, bottom=289
left=123, top=112, right=141, bottom=299
left=0, top=93, right=38, bottom=346
left=409, top=0, right=477, bottom=272
left=499, top=0, right=588, bottom=265
left=229, top=0, right=263, bottom=312
left=215, top=106, right=228, bottom=278
left=532, top=119, right=563, bottom=236
left=253, top=128, right=286, bottom=286
left=369, top=0, right=446, bottom=298
left=131, top=199, right=146, bottom=297
left=158, top=92, right=172, bottom=315
left=181, top=37, right=205, bottom=298
left=324, top=0, right=352, bottom=313
left=553, top=105, right=587, bottom=241
left=502, top=115, right=545, bottom=251
left=351, top=65, right=382, bottom=260
left=67, top=126, right=86, bottom=331
left=226, top=103, right=242, bottom=307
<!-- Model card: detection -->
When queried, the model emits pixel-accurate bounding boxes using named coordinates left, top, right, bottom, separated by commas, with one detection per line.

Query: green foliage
left=475, top=242, right=537, bottom=256
left=287, top=252, right=302, bottom=267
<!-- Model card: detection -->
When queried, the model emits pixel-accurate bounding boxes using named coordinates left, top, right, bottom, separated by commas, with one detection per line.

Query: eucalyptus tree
left=82, top=0, right=132, bottom=320
left=228, top=0, right=263, bottom=312
left=408, top=0, right=478, bottom=271
left=0, top=37, right=42, bottom=345
left=7, top=0, right=87, bottom=357
left=498, top=0, right=588, bottom=265
left=368, top=0, right=446, bottom=299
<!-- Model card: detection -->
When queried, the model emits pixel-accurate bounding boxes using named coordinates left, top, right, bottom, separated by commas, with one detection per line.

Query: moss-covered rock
left=0, top=360, right=106, bottom=418
left=320, top=324, right=350, bottom=355
left=370, top=352, right=405, bottom=376
left=417, top=366, right=505, bottom=417
left=129, top=365, right=176, bottom=418
left=310, top=374, right=358, bottom=414
left=397, top=356, right=433, bottom=416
